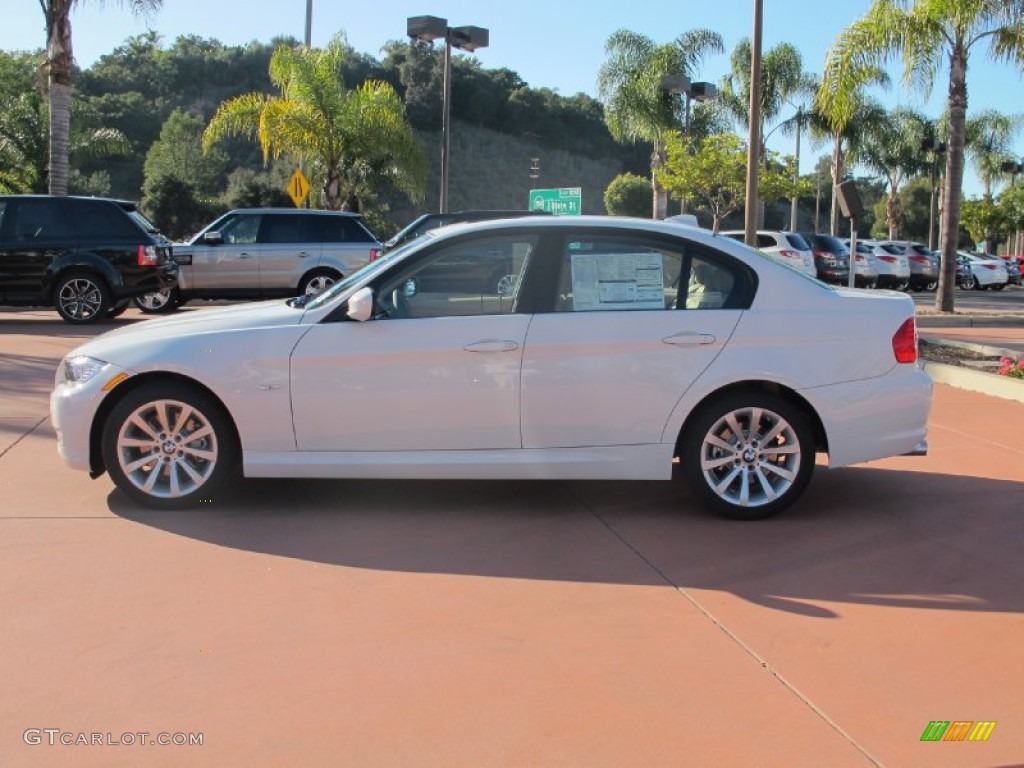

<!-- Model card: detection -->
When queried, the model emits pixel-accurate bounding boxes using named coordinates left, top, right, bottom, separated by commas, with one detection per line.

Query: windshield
left=300, top=232, right=436, bottom=311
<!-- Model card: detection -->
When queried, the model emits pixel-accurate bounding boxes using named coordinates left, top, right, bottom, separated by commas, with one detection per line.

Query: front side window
left=375, top=234, right=536, bottom=319
left=215, top=214, right=260, bottom=245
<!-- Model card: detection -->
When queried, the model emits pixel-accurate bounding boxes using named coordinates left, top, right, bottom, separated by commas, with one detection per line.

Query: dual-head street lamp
left=660, top=74, right=718, bottom=132
left=408, top=15, right=489, bottom=213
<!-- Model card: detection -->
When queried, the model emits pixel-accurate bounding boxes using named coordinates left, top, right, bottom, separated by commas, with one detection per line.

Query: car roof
left=224, top=207, right=362, bottom=217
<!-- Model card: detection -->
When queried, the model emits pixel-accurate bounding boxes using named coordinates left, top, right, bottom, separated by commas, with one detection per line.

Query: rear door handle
left=663, top=332, right=716, bottom=346
left=297, top=251, right=311, bottom=258
left=238, top=252, right=251, bottom=259
left=463, top=340, right=520, bottom=353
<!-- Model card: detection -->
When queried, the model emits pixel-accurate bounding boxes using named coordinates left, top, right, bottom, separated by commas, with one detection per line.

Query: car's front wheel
left=101, top=383, right=238, bottom=509
left=680, top=391, right=815, bottom=520
left=134, top=287, right=180, bottom=314
left=54, top=271, right=110, bottom=324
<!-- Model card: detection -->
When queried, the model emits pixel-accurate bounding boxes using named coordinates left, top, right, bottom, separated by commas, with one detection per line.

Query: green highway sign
left=529, top=187, right=581, bottom=216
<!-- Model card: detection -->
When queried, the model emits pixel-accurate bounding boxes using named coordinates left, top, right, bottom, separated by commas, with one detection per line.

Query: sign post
left=529, top=187, right=581, bottom=216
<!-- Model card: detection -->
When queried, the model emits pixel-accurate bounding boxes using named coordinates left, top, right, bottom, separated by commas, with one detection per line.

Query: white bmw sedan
left=51, top=217, right=932, bottom=520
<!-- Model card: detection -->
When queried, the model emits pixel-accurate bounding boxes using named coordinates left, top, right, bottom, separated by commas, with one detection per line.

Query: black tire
left=53, top=271, right=110, bottom=324
left=680, top=390, right=815, bottom=520
left=101, top=382, right=239, bottom=510
left=105, top=299, right=131, bottom=319
left=991, top=283, right=1005, bottom=291
left=299, top=269, right=342, bottom=297
left=134, top=287, right=180, bottom=314
left=960, top=274, right=976, bottom=290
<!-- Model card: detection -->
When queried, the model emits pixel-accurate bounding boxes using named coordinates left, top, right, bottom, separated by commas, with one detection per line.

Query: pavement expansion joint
left=568, top=487, right=886, bottom=768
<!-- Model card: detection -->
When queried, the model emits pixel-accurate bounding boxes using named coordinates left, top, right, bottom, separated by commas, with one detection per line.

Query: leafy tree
left=960, top=195, right=1010, bottom=249
left=871, top=175, right=932, bottom=238
left=142, top=176, right=222, bottom=240
left=597, top=28, right=724, bottom=220
left=203, top=36, right=426, bottom=212
left=658, top=133, right=793, bottom=233
left=964, top=109, right=1022, bottom=197
left=143, top=109, right=228, bottom=200
left=222, top=167, right=293, bottom=209
left=604, top=173, right=651, bottom=217
left=819, top=0, right=1024, bottom=312
left=37, top=1, right=161, bottom=195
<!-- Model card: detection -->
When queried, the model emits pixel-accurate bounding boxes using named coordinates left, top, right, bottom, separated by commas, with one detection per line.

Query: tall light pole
left=923, top=138, right=947, bottom=251
left=408, top=16, right=489, bottom=213
left=744, top=0, right=763, bottom=247
left=304, top=0, right=312, bottom=46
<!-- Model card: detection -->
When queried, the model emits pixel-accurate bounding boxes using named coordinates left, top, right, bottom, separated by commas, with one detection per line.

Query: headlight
left=63, top=355, right=109, bottom=385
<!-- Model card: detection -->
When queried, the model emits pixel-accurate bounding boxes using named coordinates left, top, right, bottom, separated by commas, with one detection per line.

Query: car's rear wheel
left=960, top=274, right=975, bottom=290
left=105, top=299, right=131, bottom=319
left=134, top=287, right=180, bottom=313
left=101, top=383, right=238, bottom=509
left=991, top=283, right=1005, bottom=291
left=680, top=391, right=815, bottom=520
left=925, top=280, right=938, bottom=291
left=299, top=269, right=342, bottom=297
left=54, top=271, right=110, bottom=324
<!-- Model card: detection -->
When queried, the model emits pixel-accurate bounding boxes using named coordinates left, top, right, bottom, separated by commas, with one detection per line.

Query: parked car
left=383, top=209, right=551, bottom=253
left=0, top=195, right=177, bottom=324
left=846, top=240, right=880, bottom=288
left=135, top=208, right=382, bottom=313
left=960, top=252, right=1009, bottom=290
left=992, top=253, right=1022, bottom=285
left=879, top=240, right=939, bottom=291
left=719, top=230, right=817, bottom=277
left=849, top=240, right=910, bottom=290
left=799, top=232, right=851, bottom=284
left=52, top=216, right=932, bottom=521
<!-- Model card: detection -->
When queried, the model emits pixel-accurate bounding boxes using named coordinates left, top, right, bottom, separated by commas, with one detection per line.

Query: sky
left=4, top=0, right=1024, bottom=198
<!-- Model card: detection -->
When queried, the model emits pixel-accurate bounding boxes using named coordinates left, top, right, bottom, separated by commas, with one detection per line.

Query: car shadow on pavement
left=107, top=464, right=1024, bottom=617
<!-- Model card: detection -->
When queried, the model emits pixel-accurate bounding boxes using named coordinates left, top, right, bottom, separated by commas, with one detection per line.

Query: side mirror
left=203, top=231, right=223, bottom=245
left=346, top=286, right=374, bottom=322
left=402, top=278, right=418, bottom=298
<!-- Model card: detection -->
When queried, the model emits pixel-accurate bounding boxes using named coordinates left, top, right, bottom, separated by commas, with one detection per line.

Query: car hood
left=73, top=301, right=306, bottom=361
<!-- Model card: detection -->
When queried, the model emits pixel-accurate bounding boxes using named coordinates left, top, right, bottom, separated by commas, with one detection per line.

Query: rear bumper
left=112, top=262, right=179, bottom=300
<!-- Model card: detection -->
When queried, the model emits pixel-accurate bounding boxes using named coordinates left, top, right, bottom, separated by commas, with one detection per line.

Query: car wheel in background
left=680, top=390, right=815, bottom=521
left=54, top=271, right=110, bottom=324
left=991, top=283, right=1005, bottom=291
left=299, top=269, right=342, bottom=297
left=101, top=383, right=238, bottom=510
left=134, top=287, right=180, bottom=313
left=960, top=274, right=975, bottom=290
left=925, top=280, right=938, bottom=291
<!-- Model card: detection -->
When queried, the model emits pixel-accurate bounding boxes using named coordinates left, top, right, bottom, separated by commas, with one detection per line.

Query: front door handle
left=463, top=340, right=520, bottom=353
left=297, top=251, right=311, bottom=258
left=663, top=332, right=716, bottom=346
left=238, top=252, right=252, bottom=259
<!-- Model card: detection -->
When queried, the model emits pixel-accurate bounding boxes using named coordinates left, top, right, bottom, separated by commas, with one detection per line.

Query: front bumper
left=50, top=363, right=131, bottom=473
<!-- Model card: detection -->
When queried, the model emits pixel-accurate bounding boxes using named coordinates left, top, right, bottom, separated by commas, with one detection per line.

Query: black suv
left=0, top=195, right=177, bottom=324
left=383, top=210, right=551, bottom=252
left=800, top=232, right=851, bottom=285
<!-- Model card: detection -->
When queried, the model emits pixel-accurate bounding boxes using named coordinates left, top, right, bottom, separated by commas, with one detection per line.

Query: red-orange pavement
left=2, top=311, right=1023, bottom=767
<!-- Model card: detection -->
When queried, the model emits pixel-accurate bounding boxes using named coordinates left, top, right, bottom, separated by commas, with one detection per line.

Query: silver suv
left=135, top=209, right=381, bottom=312
left=878, top=240, right=939, bottom=292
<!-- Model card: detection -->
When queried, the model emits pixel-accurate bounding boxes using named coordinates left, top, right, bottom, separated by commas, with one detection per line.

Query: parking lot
left=2, top=307, right=1023, bottom=767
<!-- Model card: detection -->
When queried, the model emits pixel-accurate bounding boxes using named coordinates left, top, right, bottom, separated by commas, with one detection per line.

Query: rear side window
left=550, top=233, right=751, bottom=312
left=10, top=199, right=74, bottom=241
left=756, top=234, right=776, bottom=249
left=71, top=199, right=143, bottom=239
left=260, top=214, right=313, bottom=244
left=785, top=233, right=810, bottom=250
left=314, top=215, right=376, bottom=243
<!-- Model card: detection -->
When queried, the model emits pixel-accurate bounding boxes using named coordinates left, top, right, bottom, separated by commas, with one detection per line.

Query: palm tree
left=858, top=107, right=931, bottom=237
left=964, top=109, right=1022, bottom=198
left=819, top=0, right=1024, bottom=312
left=204, top=38, right=426, bottom=212
left=38, top=0, right=161, bottom=195
left=597, top=28, right=724, bottom=220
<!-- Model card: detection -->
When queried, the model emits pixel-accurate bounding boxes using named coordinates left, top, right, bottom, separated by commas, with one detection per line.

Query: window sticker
left=570, top=252, right=665, bottom=311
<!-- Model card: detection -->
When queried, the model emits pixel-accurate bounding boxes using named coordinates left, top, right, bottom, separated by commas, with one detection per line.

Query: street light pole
left=660, top=76, right=717, bottom=215
left=407, top=16, right=488, bottom=214
left=923, top=138, right=947, bottom=251
left=304, top=0, right=312, bottom=46
left=743, top=0, right=764, bottom=248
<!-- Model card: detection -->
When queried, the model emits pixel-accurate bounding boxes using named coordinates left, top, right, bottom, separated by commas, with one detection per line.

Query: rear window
left=315, top=215, right=377, bottom=243
left=73, top=199, right=144, bottom=239
left=784, top=233, right=810, bottom=250
left=881, top=245, right=903, bottom=255
left=807, top=234, right=846, bottom=253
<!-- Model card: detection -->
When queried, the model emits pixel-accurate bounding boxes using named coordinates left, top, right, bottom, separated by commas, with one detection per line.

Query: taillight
left=878, top=255, right=897, bottom=263
left=137, top=244, right=158, bottom=266
left=369, top=248, right=381, bottom=262
left=908, top=255, right=930, bottom=264
left=982, top=264, right=996, bottom=270
left=892, top=317, right=918, bottom=364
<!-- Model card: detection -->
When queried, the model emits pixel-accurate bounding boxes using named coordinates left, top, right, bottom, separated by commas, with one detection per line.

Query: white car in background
left=849, top=240, right=910, bottom=290
left=959, top=251, right=1009, bottom=289
left=719, top=230, right=817, bottom=277
left=51, top=217, right=932, bottom=521
left=845, top=240, right=880, bottom=288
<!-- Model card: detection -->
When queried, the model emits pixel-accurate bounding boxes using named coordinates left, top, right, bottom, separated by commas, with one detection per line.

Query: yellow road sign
left=287, top=168, right=311, bottom=208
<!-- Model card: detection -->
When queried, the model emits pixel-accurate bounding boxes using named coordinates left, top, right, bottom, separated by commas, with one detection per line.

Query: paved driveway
left=2, top=308, right=1023, bottom=767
